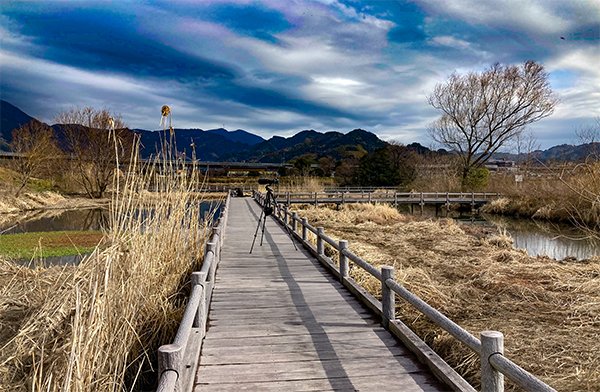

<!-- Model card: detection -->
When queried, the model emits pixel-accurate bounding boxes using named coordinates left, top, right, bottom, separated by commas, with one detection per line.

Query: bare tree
left=55, top=107, right=133, bottom=198
left=9, top=120, right=60, bottom=196
left=428, top=61, right=557, bottom=185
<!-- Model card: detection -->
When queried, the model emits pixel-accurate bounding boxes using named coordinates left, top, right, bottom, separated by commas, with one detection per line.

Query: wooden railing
left=156, top=194, right=230, bottom=392
left=274, top=191, right=500, bottom=207
left=254, top=191, right=555, bottom=392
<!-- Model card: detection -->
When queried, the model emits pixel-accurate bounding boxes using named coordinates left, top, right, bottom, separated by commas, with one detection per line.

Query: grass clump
left=0, top=148, right=215, bottom=390
left=0, top=231, right=103, bottom=259
left=294, top=203, right=600, bottom=391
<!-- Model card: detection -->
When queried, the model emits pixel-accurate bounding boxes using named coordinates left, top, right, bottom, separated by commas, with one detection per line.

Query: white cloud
left=416, top=0, right=600, bottom=36
left=430, top=35, right=472, bottom=50
left=547, top=47, right=600, bottom=120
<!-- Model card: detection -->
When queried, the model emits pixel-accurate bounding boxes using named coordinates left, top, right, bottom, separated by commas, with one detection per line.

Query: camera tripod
left=250, top=185, right=298, bottom=254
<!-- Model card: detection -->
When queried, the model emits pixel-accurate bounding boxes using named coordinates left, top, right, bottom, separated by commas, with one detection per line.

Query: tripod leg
left=259, top=214, right=267, bottom=246
left=249, top=208, right=265, bottom=254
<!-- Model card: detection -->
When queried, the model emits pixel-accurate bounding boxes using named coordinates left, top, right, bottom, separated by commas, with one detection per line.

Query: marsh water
left=1, top=201, right=222, bottom=266
left=2, top=202, right=597, bottom=264
left=410, top=205, right=600, bottom=260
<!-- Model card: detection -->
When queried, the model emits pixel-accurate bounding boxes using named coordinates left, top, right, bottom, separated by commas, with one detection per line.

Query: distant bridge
left=273, top=190, right=500, bottom=212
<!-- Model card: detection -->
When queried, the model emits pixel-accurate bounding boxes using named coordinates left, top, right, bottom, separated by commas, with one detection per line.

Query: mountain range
left=0, top=100, right=388, bottom=161
left=1, top=100, right=597, bottom=163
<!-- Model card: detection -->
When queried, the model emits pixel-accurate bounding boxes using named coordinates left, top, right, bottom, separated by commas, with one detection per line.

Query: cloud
left=415, top=0, right=599, bottom=36
left=0, top=0, right=598, bottom=149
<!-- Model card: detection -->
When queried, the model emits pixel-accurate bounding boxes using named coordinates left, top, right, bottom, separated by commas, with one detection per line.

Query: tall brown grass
left=294, top=203, right=600, bottom=391
left=279, top=176, right=329, bottom=192
left=483, top=163, right=600, bottom=238
left=0, top=150, right=214, bottom=390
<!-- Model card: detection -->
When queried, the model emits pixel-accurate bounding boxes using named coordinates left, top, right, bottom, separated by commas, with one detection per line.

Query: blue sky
left=1, top=0, right=599, bottom=149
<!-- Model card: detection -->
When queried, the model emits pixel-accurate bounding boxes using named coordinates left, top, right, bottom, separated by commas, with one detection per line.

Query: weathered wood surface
left=193, top=198, right=450, bottom=391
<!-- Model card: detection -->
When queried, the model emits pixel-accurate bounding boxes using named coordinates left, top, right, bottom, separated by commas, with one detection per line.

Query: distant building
left=485, top=159, right=516, bottom=171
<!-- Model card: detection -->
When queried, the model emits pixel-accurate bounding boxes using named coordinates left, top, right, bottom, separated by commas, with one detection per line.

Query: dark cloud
left=3, top=6, right=238, bottom=82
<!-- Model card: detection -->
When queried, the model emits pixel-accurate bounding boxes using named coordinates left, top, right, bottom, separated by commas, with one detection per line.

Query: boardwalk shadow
left=247, top=201, right=357, bottom=389
left=245, top=199, right=449, bottom=391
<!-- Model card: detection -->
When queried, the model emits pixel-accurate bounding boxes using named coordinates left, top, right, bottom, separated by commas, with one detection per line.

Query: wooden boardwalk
left=193, top=198, right=450, bottom=391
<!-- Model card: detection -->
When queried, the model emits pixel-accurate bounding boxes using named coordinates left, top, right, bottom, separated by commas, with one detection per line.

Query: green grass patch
left=0, top=230, right=104, bottom=259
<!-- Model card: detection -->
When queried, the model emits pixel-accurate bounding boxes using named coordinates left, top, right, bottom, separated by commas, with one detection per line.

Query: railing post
left=206, top=242, right=217, bottom=282
left=292, top=212, right=298, bottom=232
left=302, top=218, right=308, bottom=241
left=286, top=191, right=290, bottom=205
left=381, top=266, right=395, bottom=328
left=283, top=204, right=288, bottom=225
left=158, top=344, right=182, bottom=388
left=368, top=192, right=372, bottom=203
left=317, top=227, right=324, bottom=255
left=314, top=192, right=318, bottom=206
left=481, top=331, right=504, bottom=392
left=339, top=240, right=348, bottom=282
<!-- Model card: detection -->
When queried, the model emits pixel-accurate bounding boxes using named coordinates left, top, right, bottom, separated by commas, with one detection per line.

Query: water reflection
left=484, top=215, right=600, bottom=261
left=14, top=254, right=85, bottom=268
left=403, top=205, right=600, bottom=260
left=1, top=208, right=109, bottom=234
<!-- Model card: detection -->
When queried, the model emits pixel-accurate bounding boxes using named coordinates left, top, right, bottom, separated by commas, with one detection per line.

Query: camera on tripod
left=250, top=176, right=297, bottom=253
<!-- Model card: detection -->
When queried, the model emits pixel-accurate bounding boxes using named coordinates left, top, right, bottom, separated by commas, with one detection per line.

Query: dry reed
left=0, top=147, right=215, bottom=390
left=294, top=203, right=600, bottom=391
left=279, top=176, right=327, bottom=193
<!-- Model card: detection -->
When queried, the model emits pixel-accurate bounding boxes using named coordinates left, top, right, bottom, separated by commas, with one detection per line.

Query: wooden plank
left=197, top=356, right=425, bottom=383
left=201, top=328, right=395, bottom=347
left=200, top=346, right=413, bottom=365
left=195, top=373, right=447, bottom=392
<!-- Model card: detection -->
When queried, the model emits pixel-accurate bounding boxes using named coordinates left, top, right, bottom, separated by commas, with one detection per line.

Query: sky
left=1, top=0, right=599, bottom=149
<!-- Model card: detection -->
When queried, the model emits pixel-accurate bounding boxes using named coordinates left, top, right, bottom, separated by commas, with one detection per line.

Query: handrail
left=275, top=191, right=500, bottom=198
left=342, top=248, right=383, bottom=281
left=253, top=190, right=555, bottom=392
left=385, top=279, right=481, bottom=353
left=156, top=193, right=231, bottom=392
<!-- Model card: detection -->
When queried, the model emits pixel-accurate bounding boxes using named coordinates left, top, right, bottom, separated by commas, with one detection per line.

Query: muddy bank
left=294, top=203, right=600, bottom=391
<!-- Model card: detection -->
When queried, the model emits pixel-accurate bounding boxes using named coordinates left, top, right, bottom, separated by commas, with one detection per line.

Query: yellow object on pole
left=160, top=105, right=172, bottom=129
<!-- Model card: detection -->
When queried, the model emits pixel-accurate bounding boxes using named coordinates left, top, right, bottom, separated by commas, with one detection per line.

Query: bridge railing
left=156, top=193, right=230, bottom=392
left=274, top=191, right=500, bottom=206
left=253, top=190, right=554, bottom=392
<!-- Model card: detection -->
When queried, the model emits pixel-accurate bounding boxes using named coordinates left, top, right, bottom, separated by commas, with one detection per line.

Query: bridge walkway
left=193, top=198, right=449, bottom=391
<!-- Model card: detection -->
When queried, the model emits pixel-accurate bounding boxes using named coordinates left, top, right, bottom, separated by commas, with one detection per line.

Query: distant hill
left=229, top=129, right=388, bottom=162
left=493, top=143, right=600, bottom=163
left=2, top=101, right=596, bottom=164
left=205, top=128, right=264, bottom=146
left=133, top=128, right=253, bottom=160
left=0, top=100, right=36, bottom=150
left=533, top=143, right=600, bottom=161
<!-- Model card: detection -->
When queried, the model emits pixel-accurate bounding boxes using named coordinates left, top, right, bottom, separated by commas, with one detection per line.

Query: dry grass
left=280, top=176, right=328, bottom=192
left=483, top=163, right=600, bottom=238
left=294, top=203, right=600, bottom=391
left=0, top=151, right=215, bottom=390
left=0, top=191, right=107, bottom=215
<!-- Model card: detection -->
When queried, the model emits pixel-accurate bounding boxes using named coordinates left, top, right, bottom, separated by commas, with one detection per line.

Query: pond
left=0, top=201, right=222, bottom=267
left=403, top=205, right=600, bottom=261
left=0, top=208, right=109, bottom=234
left=481, top=215, right=600, bottom=261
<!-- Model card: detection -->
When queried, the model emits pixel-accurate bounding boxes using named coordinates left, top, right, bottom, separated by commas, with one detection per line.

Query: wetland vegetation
left=293, top=203, right=599, bottom=391
left=0, top=152, right=217, bottom=391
